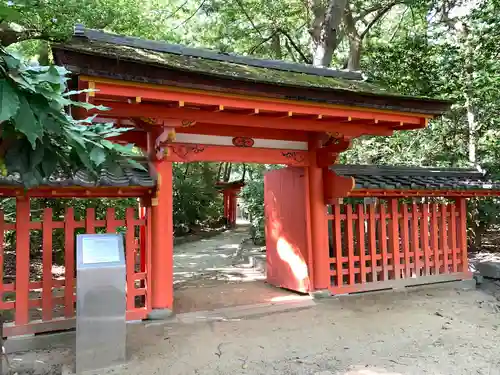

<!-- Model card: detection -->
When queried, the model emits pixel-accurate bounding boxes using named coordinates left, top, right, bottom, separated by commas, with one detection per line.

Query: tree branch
left=174, top=0, right=207, bottom=30
left=277, top=28, right=312, bottom=64
left=235, top=0, right=264, bottom=38
left=360, top=1, right=400, bottom=39
left=248, top=30, right=278, bottom=55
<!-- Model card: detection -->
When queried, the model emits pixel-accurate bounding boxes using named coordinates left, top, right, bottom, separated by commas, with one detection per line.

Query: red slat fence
left=0, top=198, right=151, bottom=337
left=327, top=198, right=471, bottom=294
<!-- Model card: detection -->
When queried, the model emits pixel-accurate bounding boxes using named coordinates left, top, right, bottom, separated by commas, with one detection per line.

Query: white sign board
left=81, top=236, right=121, bottom=264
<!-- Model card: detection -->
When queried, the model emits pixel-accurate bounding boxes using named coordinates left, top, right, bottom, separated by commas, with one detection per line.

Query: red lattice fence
left=0, top=198, right=151, bottom=337
left=328, top=198, right=470, bottom=294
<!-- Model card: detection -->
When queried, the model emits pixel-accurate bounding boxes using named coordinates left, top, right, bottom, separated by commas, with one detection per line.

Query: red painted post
left=368, top=204, right=377, bottom=281
left=125, top=208, right=136, bottom=311
left=307, top=135, right=329, bottom=291
left=333, top=203, right=342, bottom=287
left=422, top=204, right=431, bottom=275
left=345, top=204, right=355, bottom=285
left=430, top=204, right=439, bottom=274
left=411, top=203, right=420, bottom=277
left=440, top=204, right=449, bottom=274
left=15, top=197, right=30, bottom=326
left=449, top=203, right=458, bottom=273
left=389, top=199, right=400, bottom=279
left=150, top=160, right=174, bottom=314
left=64, top=207, right=76, bottom=318
left=457, top=198, right=468, bottom=272
left=379, top=204, right=389, bottom=281
left=42, top=208, right=54, bottom=321
left=357, top=204, right=366, bottom=283
left=401, top=204, right=410, bottom=278
left=138, top=200, right=147, bottom=274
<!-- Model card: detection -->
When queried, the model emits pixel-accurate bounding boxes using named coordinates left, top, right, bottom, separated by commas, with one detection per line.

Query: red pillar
left=223, top=190, right=229, bottom=220
left=149, top=160, right=174, bottom=317
left=307, top=134, right=330, bottom=291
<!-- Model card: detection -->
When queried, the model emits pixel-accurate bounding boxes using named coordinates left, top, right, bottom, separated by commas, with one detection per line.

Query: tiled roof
left=51, top=26, right=452, bottom=115
left=331, top=165, right=500, bottom=192
left=0, top=165, right=155, bottom=188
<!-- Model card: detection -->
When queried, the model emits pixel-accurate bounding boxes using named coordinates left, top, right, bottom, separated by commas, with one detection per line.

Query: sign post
left=76, top=234, right=126, bottom=373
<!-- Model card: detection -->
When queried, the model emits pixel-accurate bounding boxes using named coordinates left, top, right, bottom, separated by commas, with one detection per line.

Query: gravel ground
left=173, top=225, right=252, bottom=288
left=7, top=283, right=500, bottom=375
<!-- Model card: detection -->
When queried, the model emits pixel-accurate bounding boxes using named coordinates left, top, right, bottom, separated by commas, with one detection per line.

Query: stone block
left=476, top=261, right=500, bottom=279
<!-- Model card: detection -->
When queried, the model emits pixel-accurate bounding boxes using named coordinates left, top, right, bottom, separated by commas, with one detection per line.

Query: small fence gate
left=328, top=199, right=470, bottom=294
left=0, top=198, right=151, bottom=337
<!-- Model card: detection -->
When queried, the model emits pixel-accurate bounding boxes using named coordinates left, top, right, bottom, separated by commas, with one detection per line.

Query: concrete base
left=310, top=290, right=332, bottom=299
left=476, top=261, right=500, bottom=279
left=147, top=308, right=174, bottom=320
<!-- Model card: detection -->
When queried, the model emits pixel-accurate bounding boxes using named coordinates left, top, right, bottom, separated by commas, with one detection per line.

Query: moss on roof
left=57, top=38, right=400, bottom=97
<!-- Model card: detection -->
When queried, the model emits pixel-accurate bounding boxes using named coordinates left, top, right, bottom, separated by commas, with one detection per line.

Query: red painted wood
left=334, top=204, right=343, bottom=286
left=345, top=188, right=500, bottom=198
left=165, top=143, right=309, bottom=166
left=177, top=122, right=308, bottom=141
left=15, top=198, right=30, bottom=326
left=389, top=199, right=400, bottom=279
left=421, top=204, right=431, bottom=275
left=0, top=210, right=4, bottom=301
left=264, top=167, right=310, bottom=293
left=151, top=160, right=174, bottom=310
left=379, top=204, right=389, bottom=280
left=357, top=204, right=367, bottom=283
left=92, top=83, right=422, bottom=125
left=345, top=205, right=355, bottom=285
left=457, top=199, right=468, bottom=272
left=401, top=204, right=411, bottom=278
left=64, top=208, right=76, bottom=318
left=42, top=208, right=53, bottom=322
left=368, top=204, right=377, bottom=282
left=411, top=203, right=420, bottom=277
left=125, top=208, right=136, bottom=311
left=106, top=208, right=118, bottom=232
left=449, top=204, right=458, bottom=273
left=440, top=204, right=449, bottom=274
left=85, top=208, right=96, bottom=234
left=145, top=207, right=153, bottom=311
left=430, top=204, right=439, bottom=274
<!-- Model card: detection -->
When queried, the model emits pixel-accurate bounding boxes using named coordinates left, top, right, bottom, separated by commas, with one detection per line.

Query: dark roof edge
left=73, top=25, right=363, bottom=81
left=331, top=164, right=485, bottom=178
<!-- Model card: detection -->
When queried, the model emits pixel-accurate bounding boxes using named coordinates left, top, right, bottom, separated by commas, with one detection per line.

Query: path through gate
left=0, top=198, right=151, bottom=337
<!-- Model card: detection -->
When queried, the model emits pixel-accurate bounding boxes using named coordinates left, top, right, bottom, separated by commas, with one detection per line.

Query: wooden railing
left=0, top=198, right=151, bottom=337
left=327, top=199, right=469, bottom=294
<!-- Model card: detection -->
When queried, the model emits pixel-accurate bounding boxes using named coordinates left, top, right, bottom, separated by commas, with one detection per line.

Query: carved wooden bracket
left=316, top=136, right=353, bottom=168
left=154, top=127, right=176, bottom=160
left=323, top=169, right=355, bottom=203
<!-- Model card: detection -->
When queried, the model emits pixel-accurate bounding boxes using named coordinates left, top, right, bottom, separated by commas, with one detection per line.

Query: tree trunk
left=271, top=33, right=282, bottom=60
left=309, top=0, right=347, bottom=67
left=347, top=36, right=362, bottom=71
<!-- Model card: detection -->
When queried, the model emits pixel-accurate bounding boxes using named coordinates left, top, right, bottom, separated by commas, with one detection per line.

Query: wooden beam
left=164, top=143, right=309, bottom=166
left=176, top=123, right=308, bottom=141
left=92, top=82, right=425, bottom=124
left=92, top=102, right=394, bottom=137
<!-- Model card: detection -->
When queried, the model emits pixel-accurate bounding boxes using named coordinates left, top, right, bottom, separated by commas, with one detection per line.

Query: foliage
left=173, top=162, right=223, bottom=235
left=240, top=179, right=265, bottom=244
left=0, top=46, right=143, bottom=187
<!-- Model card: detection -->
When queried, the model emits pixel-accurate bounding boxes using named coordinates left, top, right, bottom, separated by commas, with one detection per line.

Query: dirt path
left=173, top=224, right=253, bottom=288
left=9, top=283, right=500, bottom=375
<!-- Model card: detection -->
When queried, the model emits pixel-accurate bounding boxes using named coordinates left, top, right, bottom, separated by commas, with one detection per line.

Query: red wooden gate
left=328, top=199, right=471, bottom=294
left=0, top=198, right=151, bottom=337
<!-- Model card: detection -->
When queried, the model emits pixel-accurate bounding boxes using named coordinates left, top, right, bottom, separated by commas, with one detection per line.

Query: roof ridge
left=73, top=24, right=364, bottom=82
left=331, top=164, right=485, bottom=178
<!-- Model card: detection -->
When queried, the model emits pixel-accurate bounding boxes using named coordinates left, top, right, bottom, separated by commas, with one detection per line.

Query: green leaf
left=0, top=79, right=20, bottom=122
left=89, top=146, right=107, bottom=166
left=13, top=96, right=43, bottom=148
